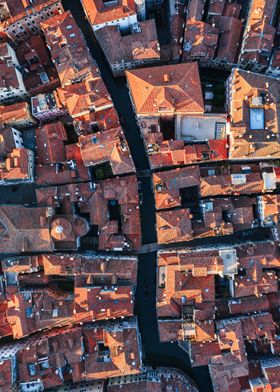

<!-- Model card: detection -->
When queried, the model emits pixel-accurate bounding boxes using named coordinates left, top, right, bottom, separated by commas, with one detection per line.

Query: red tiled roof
left=6, top=289, right=74, bottom=339
left=239, top=0, right=277, bottom=66
left=156, top=209, right=193, bottom=244
left=0, top=357, right=14, bottom=390
left=213, top=16, right=242, bottom=63
left=74, top=106, right=120, bottom=135
left=145, top=133, right=228, bottom=169
left=0, top=205, right=53, bottom=254
left=79, top=127, right=135, bottom=175
left=41, top=11, right=95, bottom=87
left=228, top=295, right=270, bottom=316
left=241, top=313, right=275, bottom=341
left=0, top=102, right=36, bottom=128
left=154, top=164, right=266, bottom=210
left=36, top=142, right=90, bottom=186
left=153, top=166, right=200, bottom=210
left=74, top=285, right=134, bottom=321
left=261, top=359, right=280, bottom=386
left=186, top=0, right=205, bottom=21
left=208, top=0, right=226, bottom=16
left=56, top=71, right=113, bottom=118
left=0, top=127, right=19, bottom=156
left=126, top=62, right=204, bottom=116
left=234, top=270, right=278, bottom=298
left=228, top=69, right=280, bottom=159
left=40, top=253, right=138, bottom=284
left=158, top=319, right=215, bottom=343
left=36, top=175, right=141, bottom=251
left=36, top=123, right=67, bottom=165
left=189, top=341, right=220, bottom=366
left=107, top=367, right=198, bottom=392
left=183, top=19, right=219, bottom=61
left=81, top=0, right=136, bottom=26
left=157, top=256, right=216, bottom=318
left=95, top=20, right=160, bottom=65
left=15, top=35, right=59, bottom=95
left=0, top=148, right=33, bottom=183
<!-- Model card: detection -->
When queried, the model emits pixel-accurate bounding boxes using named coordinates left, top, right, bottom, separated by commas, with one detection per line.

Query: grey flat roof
left=176, top=115, right=226, bottom=142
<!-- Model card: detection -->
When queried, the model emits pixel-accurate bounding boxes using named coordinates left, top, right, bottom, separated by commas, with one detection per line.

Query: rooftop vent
left=251, top=96, right=263, bottom=107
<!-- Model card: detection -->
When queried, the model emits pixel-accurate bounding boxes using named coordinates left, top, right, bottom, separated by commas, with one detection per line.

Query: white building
left=0, top=339, right=34, bottom=391
left=3, top=1, right=64, bottom=44
left=31, top=92, right=66, bottom=121
left=0, top=43, right=27, bottom=103
left=134, top=0, right=146, bottom=21
left=47, top=381, right=105, bottom=392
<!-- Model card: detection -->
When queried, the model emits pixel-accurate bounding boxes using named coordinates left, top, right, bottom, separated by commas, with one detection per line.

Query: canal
left=61, top=1, right=213, bottom=390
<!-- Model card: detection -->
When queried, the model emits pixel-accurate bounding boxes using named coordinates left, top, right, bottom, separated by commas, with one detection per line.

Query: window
left=27, top=363, right=36, bottom=376
left=38, top=358, right=49, bottom=371
left=25, top=307, right=33, bottom=318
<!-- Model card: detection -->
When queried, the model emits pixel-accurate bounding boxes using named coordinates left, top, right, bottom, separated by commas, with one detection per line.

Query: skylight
left=250, top=108, right=264, bottom=130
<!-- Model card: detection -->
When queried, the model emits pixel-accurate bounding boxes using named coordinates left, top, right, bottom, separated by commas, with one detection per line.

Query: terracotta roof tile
left=228, top=69, right=280, bottom=159
left=41, top=11, right=95, bottom=87
left=0, top=148, right=34, bottom=183
left=15, top=35, right=59, bottom=95
left=182, top=20, right=219, bottom=61
left=242, top=313, right=275, bottom=341
left=145, top=133, right=228, bottom=169
left=74, top=284, right=134, bottom=321
left=0, top=102, right=36, bottom=129
left=189, top=341, right=220, bottom=366
left=95, top=20, right=160, bottom=65
left=186, top=0, right=205, bottom=21
left=108, top=367, right=198, bottom=392
left=153, top=166, right=200, bottom=210
left=213, top=15, right=242, bottom=63
left=0, top=205, right=53, bottom=254
left=126, top=62, right=204, bottom=116
left=156, top=209, right=193, bottom=244
left=81, top=0, right=136, bottom=27
left=36, top=123, right=67, bottom=165
left=56, top=71, right=113, bottom=118
left=79, top=127, right=135, bottom=175
left=74, top=106, right=120, bottom=135
left=228, top=295, right=270, bottom=316
left=157, top=254, right=216, bottom=318
left=0, top=0, right=63, bottom=30
left=239, top=0, right=277, bottom=66
left=36, top=175, right=141, bottom=251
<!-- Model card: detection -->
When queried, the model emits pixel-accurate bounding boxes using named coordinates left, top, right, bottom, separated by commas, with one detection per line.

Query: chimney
left=100, top=260, right=107, bottom=273
left=163, top=73, right=170, bottom=83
